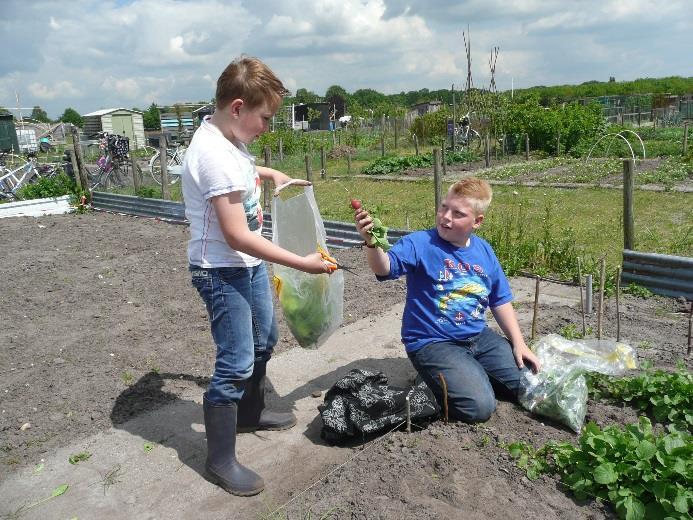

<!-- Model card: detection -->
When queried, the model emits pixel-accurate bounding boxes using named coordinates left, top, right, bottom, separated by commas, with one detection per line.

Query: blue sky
left=1, top=0, right=691, bottom=119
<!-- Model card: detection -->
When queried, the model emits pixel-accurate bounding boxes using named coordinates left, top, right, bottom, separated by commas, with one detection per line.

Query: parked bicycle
left=147, top=142, right=186, bottom=185
left=86, top=132, right=131, bottom=190
left=455, top=112, right=482, bottom=151
left=0, top=152, right=41, bottom=201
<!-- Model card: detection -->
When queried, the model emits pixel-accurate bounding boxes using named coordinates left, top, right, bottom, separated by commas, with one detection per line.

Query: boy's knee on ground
left=449, top=392, right=496, bottom=423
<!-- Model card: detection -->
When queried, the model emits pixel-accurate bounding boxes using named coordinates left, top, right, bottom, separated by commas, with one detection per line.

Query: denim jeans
left=190, top=263, right=278, bottom=404
left=407, top=327, right=526, bottom=423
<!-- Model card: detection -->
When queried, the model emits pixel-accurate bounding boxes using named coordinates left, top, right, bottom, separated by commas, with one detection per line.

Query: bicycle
left=86, top=132, right=131, bottom=190
left=454, top=112, right=482, bottom=151
left=0, top=152, right=41, bottom=201
left=148, top=143, right=186, bottom=185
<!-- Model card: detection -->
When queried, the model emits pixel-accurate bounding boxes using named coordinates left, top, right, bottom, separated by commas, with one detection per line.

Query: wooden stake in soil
left=405, top=395, right=411, bottom=433
left=320, top=146, right=326, bottom=179
left=623, top=159, right=635, bottom=250
left=70, top=126, right=89, bottom=192
left=438, top=373, right=449, bottom=424
left=577, top=257, right=586, bottom=337
left=304, top=153, right=312, bottom=182
left=531, top=275, right=541, bottom=341
left=597, top=257, right=606, bottom=340
left=615, top=266, right=621, bottom=342
left=413, top=134, right=419, bottom=155
left=346, top=152, right=351, bottom=175
left=525, top=134, right=530, bottom=161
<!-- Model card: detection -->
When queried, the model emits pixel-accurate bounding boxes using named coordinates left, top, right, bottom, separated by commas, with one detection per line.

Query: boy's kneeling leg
left=409, top=341, right=496, bottom=423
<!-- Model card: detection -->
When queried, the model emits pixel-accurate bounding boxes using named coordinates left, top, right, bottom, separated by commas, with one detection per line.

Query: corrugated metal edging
left=90, top=192, right=410, bottom=248
left=92, top=192, right=187, bottom=223
left=621, top=249, right=693, bottom=300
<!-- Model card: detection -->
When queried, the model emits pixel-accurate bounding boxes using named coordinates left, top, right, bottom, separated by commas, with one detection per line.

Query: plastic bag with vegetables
left=519, top=334, right=637, bottom=432
left=272, top=183, right=344, bottom=349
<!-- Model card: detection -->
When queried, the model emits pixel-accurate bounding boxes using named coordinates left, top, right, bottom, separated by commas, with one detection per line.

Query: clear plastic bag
left=271, top=183, right=344, bottom=349
left=519, top=334, right=638, bottom=432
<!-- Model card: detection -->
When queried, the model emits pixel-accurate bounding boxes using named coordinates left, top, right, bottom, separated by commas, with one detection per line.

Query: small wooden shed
left=82, top=108, right=145, bottom=149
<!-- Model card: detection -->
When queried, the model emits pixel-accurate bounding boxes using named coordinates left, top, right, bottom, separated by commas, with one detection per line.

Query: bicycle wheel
left=88, top=166, right=107, bottom=190
left=149, top=150, right=182, bottom=185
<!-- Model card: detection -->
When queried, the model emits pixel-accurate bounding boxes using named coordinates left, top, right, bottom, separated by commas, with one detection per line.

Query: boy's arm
left=354, top=208, right=390, bottom=276
left=211, top=192, right=331, bottom=275
left=491, top=302, right=541, bottom=373
left=256, top=165, right=309, bottom=189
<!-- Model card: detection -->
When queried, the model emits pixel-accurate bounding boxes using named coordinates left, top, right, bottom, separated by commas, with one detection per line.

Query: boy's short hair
left=216, top=56, right=289, bottom=111
left=448, top=177, right=493, bottom=215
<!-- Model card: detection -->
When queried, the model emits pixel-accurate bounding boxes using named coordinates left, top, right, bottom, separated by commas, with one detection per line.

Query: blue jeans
left=190, top=263, right=278, bottom=404
left=407, top=327, right=526, bottom=423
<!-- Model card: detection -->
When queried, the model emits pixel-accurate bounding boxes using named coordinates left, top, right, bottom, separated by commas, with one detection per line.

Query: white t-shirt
left=182, top=116, right=263, bottom=268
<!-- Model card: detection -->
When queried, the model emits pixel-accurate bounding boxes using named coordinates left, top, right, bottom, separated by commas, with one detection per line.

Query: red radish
left=350, top=199, right=362, bottom=210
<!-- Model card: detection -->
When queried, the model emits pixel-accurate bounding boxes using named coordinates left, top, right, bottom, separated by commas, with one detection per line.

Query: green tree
left=143, top=103, right=161, bottom=130
left=31, top=106, right=50, bottom=123
left=324, top=85, right=348, bottom=100
left=59, top=107, right=83, bottom=127
left=294, top=88, right=319, bottom=104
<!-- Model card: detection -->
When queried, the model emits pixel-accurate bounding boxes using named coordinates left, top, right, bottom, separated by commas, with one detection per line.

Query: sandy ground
left=1, top=211, right=690, bottom=519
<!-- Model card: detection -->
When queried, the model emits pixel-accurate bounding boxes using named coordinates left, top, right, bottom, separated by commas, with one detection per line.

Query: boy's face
left=436, top=193, right=483, bottom=247
left=229, top=100, right=275, bottom=144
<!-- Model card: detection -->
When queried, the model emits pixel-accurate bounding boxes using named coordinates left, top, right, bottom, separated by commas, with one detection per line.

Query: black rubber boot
left=237, top=360, right=297, bottom=433
left=203, top=393, right=264, bottom=496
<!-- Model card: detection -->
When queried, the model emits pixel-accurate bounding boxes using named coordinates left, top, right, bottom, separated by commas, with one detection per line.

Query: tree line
left=3, top=75, right=691, bottom=131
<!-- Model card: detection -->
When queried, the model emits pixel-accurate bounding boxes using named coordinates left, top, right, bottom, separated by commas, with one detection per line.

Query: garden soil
left=1, top=211, right=690, bottom=519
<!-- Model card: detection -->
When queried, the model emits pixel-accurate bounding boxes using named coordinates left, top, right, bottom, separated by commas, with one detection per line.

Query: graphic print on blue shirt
left=435, top=258, right=490, bottom=326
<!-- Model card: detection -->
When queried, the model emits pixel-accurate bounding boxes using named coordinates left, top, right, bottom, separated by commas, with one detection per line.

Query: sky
left=1, top=0, right=691, bottom=120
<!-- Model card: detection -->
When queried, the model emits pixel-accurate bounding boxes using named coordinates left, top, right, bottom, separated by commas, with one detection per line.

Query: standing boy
left=182, top=56, right=334, bottom=497
left=353, top=177, right=540, bottom=423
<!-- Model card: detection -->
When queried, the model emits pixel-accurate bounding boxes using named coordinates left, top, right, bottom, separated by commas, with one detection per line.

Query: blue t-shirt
left=377, top=229, right=513, bottom=352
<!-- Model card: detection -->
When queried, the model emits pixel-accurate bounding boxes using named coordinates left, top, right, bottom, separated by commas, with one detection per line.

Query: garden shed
left=0, top=112, right=20, bottom=153
left=82, top=108, right=145, bottom=149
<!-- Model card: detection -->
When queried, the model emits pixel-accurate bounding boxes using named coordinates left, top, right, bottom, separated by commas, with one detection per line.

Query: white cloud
left=0, top=0, right=690, bottom=118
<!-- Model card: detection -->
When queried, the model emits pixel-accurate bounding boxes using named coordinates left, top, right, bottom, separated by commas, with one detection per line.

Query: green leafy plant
left=559, top=323, right=593, bottom=340
left=16, top=172, right=77, bottom=200
left=588, top=363, right=692, bottom=429
left=5, top=484, right=69, bottom=519
left=68, top=451, right=92, bottom=464
left=509, top=417, right=692, bottom=519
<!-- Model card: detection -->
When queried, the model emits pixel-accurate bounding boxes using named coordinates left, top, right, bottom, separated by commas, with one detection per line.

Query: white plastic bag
left=271, top=183, right=344, bottom=349
left=519, top=334, right=638, bottom=432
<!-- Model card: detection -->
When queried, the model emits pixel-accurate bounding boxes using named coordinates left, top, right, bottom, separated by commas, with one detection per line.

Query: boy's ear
left=473, top=213, right=484, bottom=228
left=228, top=98, right=244, bottom=118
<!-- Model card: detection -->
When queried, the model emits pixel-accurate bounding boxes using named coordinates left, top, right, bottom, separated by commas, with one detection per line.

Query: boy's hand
left=513, top=342, right=541, bottom=374
left=353, top=208, right=374, bottom=242
left=302, top=252, right=336, bottom=275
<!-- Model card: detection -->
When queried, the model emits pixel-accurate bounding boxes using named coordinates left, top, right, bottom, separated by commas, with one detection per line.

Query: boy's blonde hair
left=448, top=177, right=493, bottom=215
left=216, top=56, right=289, bottom=111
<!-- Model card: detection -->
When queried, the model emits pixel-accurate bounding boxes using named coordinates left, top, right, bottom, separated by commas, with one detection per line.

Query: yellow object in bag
left=272, top=183, right=344, bottom=349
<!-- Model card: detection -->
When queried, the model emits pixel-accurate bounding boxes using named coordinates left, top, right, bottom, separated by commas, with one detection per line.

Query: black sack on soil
left=319, top=368, right=439, bottom=444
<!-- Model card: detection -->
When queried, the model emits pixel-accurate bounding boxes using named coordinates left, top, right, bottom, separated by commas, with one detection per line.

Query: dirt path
left=1, top=211, right=690, bottom=519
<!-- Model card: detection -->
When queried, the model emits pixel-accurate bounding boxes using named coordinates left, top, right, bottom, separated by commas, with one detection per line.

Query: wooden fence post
left=130, top=153, right=140, bottom=193
left=394, top=118, right=398, bottom=149
left=684, top=122, right=689, bottom=156
left=413, top=134, right=419, bottom=155
left=380, top=134, right=385, bottom=157
left=320, top=146, right=326, bottom=179
left=556, top=130, right=561, bottom=156
left=433, top=148, right=442, bottom=220
left=623, top=159, right=635, bottom=250
left=304, top=153, right=312, bottom=182
left=157, top=135, right=170, bottom=200
left=278, top=137, right=284, bottom=162
left=441, top=143, right=447, bottom=176
left=525, top=133, right=530, bottom=160
left=484, top=134, right=490, bottom=167
left=70, top=126, right=89, bottom=192
left=263, top=145, right=272, bottom=211
left=347, top=152, right=351, bottom=175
